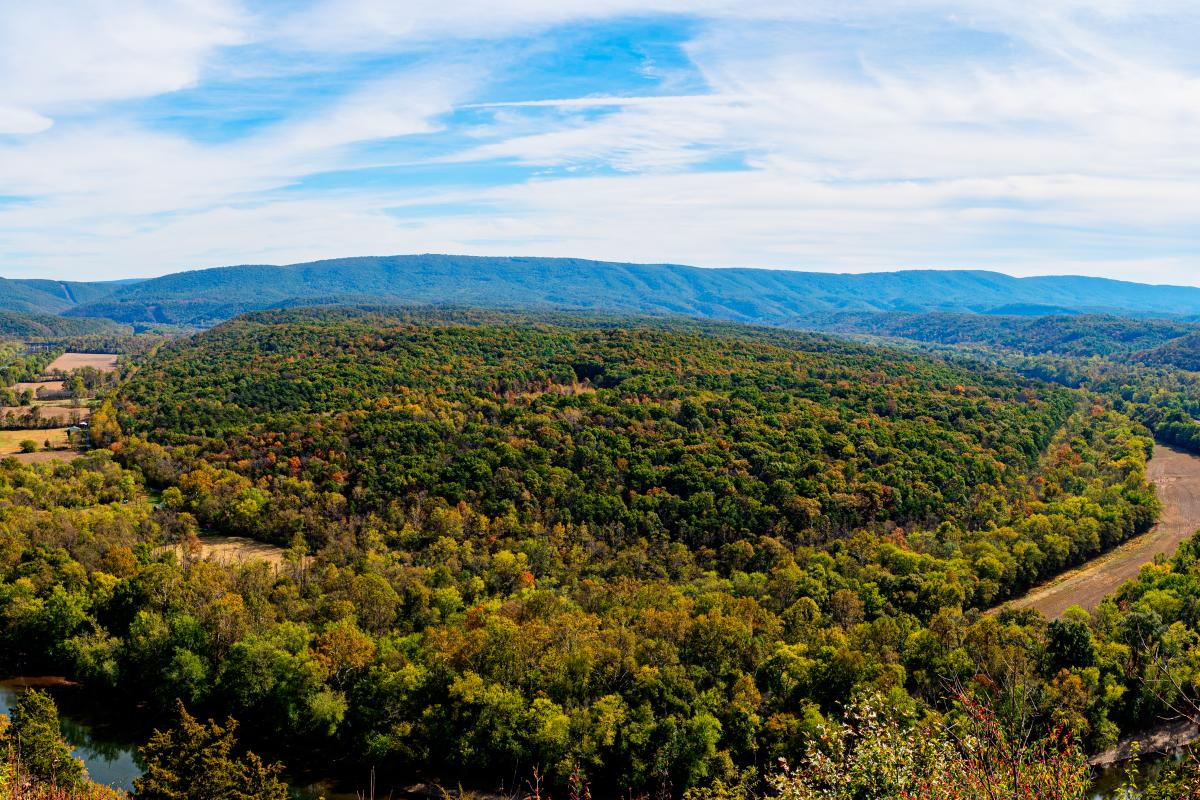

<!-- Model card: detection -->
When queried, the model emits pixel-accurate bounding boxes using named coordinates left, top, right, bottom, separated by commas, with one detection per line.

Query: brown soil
left=1090, top=717, right=1200, bottom=766
left=46, top=352, right=119, bottom=372
left=1006, top=445, right=1200, bottom=618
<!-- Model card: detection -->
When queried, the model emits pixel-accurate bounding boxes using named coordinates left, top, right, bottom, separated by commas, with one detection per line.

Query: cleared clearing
left=9, top=450, right=84, bottom=464
left=46, top=352, right=119, bottom=372
left=1006, top=444, right=1200, bottom=618
left=174, top=535, right=288, bottom=568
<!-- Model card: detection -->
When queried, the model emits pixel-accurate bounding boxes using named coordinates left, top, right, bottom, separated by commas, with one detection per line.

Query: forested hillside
left=810, top=312, right=1198, bottom=358
left=122, top=308, right=1095, bottom=579
left=0, top=278, right=121, bottom=315
left=802, top=311, right=1200, bottom=463
left=0, top=309, right=1128, bottom=791
left=5, top=309, right=1199, bottom=796
left=4, top=255, right=1200, bottom=326
left=0, top=311, right=129, bottom=339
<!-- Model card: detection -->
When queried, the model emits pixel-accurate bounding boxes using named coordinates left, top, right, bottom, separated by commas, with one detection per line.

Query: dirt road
left=1006, top=444, right=1200, bottom=619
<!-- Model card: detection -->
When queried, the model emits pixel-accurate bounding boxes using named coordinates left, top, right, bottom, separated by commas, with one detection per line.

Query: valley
left=6, top=3, right=1200, bottom=797
left=2, top=301, right=1200, bottom=798
left=0, top=348, right=119, bottom=463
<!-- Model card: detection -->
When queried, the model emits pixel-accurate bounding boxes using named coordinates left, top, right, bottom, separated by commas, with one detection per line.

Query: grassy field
left=0, top=405, right=89, bottom=423
left=0, top=427, right=71, bottom=454
left=170, top=535, right=288, bottom=568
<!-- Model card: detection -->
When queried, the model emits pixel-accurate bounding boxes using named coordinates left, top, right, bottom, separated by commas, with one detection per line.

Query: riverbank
left=0, top=677, right=144, bottom=792
left=0, top=675, right=402, bottom=799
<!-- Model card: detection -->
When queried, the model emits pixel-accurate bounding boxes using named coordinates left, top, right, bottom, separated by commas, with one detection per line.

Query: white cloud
left=0, top=58, right=474, bottom=218
left=0, top=1, right=245, bottom=114
left=0, top=106, right=52, bottom=135
left=274, top=66, right=479, bottom=154
left=1, top=0, right=1200, bottom=283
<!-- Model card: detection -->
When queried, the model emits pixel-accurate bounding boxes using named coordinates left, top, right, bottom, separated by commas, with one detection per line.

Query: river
left=0, top=677, right=142, bottom=791
left=0, top=677, right=361, bottom=798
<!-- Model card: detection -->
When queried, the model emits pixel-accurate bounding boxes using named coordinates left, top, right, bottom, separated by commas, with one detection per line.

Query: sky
left=1, top=1, right=1199, bottom=283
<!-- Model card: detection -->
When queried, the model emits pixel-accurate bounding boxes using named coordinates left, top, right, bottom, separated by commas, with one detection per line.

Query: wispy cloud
left=0, top=1, right=244, bottom=111
left=0, top=1, right=1198, bottom=281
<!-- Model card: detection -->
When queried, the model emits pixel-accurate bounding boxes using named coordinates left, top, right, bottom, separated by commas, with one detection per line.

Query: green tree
left=1045, top=617, right=1095, bottom=674
left=71, top=375, right=88, bottom=405
left=9, top=689, right=86, bottom=789
left=133, top=702, right=288, bottom=800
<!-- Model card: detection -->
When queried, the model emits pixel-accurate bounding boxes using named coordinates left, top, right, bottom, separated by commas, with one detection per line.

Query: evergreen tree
left=134, top=702, right=288, bottom=800
left=9, top=689, right=85, bottom=789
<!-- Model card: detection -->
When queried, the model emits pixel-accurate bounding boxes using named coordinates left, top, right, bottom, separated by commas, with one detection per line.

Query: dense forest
left=2, top=308, right=1199, bottom=797
left=810, top=311, right=1198, bottom=358
left=0, top=312, right=128, bottom=340
left=804, top=311, right=1200, bottom=461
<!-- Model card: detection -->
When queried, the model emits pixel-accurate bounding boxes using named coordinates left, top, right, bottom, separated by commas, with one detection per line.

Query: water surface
left=0, top=676, right=143, bottom=791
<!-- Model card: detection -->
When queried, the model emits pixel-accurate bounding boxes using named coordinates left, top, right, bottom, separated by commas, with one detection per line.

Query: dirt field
left=11, top=380, right=65, bottom=394
left=1006, top=445, right=1200, bottom=618
left=0, top=427, right=71, bottom=455
left=46, top=352, right=119, bottom=373
left=175, top=535, right=288, bottom=568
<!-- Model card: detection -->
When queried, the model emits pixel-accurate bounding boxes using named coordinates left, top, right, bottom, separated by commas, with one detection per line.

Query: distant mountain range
left=0, top=276, right=127, bottom=315
left=5, top=254, right=1200, bottom=327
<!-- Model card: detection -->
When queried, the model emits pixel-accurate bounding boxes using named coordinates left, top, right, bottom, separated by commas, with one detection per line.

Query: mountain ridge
left=5, top=254, right=1200, bottom=326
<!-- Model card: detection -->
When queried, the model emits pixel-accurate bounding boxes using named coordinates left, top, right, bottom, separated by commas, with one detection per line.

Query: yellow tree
left=88, top=400, right=123, bottom=448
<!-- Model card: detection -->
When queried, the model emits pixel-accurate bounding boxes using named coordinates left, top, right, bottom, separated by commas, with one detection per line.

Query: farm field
left=1006, top=444, right=1200, bottom=618
left=46, top=352, right=118, bottom=372
left=0, top=350, right=112, bottom=458
left=0, top=404, right=89, bottom=423
left=11, top=379, right=65, bottom=394
left=8, top=449, right=84, bottom=464
left=0, top=426, right=71, bottom=454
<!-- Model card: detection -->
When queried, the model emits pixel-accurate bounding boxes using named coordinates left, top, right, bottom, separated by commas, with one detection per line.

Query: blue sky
left=1, top=1, right=1199, bottom=283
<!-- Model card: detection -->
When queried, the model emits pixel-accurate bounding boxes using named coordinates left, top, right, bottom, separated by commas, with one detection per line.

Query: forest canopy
left=0, top=308, right=1187, bottom=795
